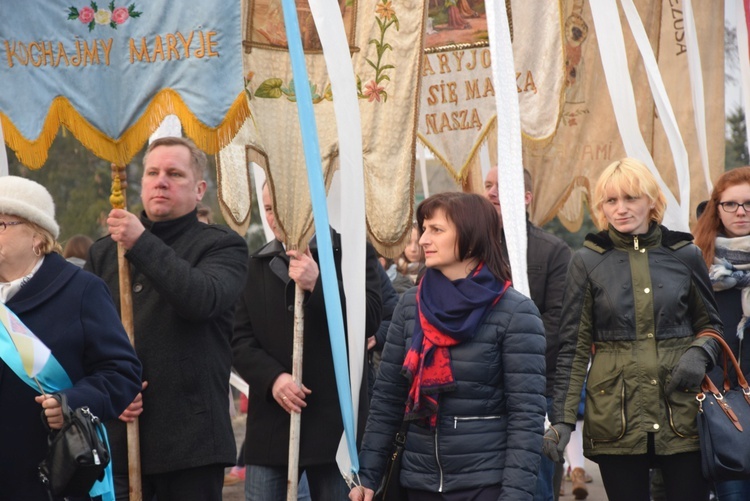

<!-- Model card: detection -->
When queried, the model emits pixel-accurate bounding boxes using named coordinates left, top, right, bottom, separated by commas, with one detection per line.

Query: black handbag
left=38, top=392, right=110, bottom=497
left=696, top=331, right=750, bottom=481
left=373, top=420, right=409, bottom=501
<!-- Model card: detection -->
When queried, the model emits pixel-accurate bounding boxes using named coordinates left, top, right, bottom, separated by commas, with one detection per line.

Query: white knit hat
left=0, top=176, right=59, bottom=239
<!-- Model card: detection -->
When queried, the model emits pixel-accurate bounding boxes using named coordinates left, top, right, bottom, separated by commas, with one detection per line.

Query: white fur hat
left=0, top=176, right=59, bottom=239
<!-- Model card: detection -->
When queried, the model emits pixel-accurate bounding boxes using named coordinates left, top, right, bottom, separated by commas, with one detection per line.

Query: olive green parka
left=551, top=224, right=723, bottom=457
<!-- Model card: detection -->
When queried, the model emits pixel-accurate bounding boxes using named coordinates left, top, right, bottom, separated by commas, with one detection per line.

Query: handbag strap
left=395, top=418, right=409, bottom=444
left=697, top=331, right=750, bottom=403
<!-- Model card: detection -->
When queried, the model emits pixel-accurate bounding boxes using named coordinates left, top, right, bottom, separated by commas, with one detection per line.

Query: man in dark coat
left=484, top=166, right=572, bottom=501
left=86, top=137, right=248, bottom=501
left=231, top=183, right=382, bottom=500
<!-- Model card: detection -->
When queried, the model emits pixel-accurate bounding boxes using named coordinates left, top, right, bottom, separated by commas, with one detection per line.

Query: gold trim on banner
left=2, top=90, right=251, bottom=169
left=417, top=115, right=497, bottom=184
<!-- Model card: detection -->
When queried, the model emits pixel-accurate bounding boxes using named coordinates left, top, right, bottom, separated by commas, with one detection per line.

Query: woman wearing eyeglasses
left=0, top=176, right=142, bottom=500
left=694, top=167, right=750, bottom=500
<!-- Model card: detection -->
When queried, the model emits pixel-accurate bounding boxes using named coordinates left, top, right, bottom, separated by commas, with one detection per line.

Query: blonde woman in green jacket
left=543, top=158, right=723, bottom=501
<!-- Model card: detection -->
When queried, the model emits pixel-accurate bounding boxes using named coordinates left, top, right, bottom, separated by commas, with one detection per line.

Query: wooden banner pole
left=110, top=164, right=142, bottom=501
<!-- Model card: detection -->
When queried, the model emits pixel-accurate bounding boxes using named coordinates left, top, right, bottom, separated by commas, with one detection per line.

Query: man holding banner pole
left=232, top=183, right=382, bottom=500
left=86, top=137, right=248, bottom=501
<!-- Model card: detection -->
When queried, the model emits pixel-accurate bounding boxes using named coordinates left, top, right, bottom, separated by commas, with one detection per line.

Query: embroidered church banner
left=417, top=0, right=565, bottom=184
left=240, top=0, right=425, bottom=254
left=523, top=0, right=724, bottom=231
left=0, top=0, right=250, bottom=169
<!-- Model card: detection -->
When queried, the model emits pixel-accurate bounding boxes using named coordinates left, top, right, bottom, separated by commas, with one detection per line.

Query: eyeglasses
left=0, top=221, right=25, bottom=232
left=719, top=202, right=750, bottom=213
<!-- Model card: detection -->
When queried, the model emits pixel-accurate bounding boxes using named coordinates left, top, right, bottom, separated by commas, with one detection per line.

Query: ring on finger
left=282, top=396, right=288, bottom=401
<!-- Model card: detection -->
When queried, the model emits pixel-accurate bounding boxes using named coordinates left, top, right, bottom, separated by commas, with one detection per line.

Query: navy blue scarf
left=402, top=263, right=509, bottom=428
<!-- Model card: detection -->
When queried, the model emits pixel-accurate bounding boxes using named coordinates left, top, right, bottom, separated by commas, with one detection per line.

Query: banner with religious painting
left=237, top=0, right=425, bottom=254
left=523, top=0, right=724, bottom=231
left=417, top=0, right=565, bottom=187
left=0, top=0, right=249, bottom=169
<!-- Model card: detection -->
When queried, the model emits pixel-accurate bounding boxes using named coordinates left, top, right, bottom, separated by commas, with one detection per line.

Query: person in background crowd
left=0, top=176, right=141, bottom=500
left=197, top=203, right=213, bottom=224
left=367, top=260, right=400, bottom=401
left=394, top=223, right=424, bottom=293
left=544, top=158, right=723, bottom=501
left=63, top=233, right=94, bottom=268
left=86, top=136, right=249, bottom=501
left=693, top=166, right=750, bottom=500
left=483, top=166, right=573, bottom=501
left=232, top=182, right=382, bottom=500
left=350, top=192, right=547, bottom=500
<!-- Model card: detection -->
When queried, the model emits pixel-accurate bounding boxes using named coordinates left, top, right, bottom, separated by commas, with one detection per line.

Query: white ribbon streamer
left=619, top=0, right=689, bottom=228
left=738, top=0, right=750, bottom=160
left=486, top=0, right=528, bottom=297
left=148, top=114, right=182, bottom=143
left=590, top=0, right=688, bottom=231
left=0, top=122, right=8, bottom=176
left=307, top=0, right=366, bottom=482
left=418, top=143, right=430, bottom=199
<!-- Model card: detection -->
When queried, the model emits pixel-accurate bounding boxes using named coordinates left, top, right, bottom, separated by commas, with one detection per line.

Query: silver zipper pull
left=633, top=236, right=639, bottom=251
left=93, top=449, right=101, bottom=465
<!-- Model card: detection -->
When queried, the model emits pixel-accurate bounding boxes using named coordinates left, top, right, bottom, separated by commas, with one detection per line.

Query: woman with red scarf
left=350, top=192, right=547, bottom=500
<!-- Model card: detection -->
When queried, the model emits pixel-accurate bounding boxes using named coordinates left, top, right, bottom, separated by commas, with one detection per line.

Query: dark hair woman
left=349, top=191, right=547, bottom=500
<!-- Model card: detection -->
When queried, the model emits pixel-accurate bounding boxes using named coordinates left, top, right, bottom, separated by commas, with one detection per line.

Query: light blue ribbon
left=279, top=0, right=359, bottom=475
left=0, top=304, right=114, bottom=501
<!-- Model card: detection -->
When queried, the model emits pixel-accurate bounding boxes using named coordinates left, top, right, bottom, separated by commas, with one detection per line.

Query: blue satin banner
left=279, top=0, right=359, bottom=476
left=0, top=0, right=248, bottom=168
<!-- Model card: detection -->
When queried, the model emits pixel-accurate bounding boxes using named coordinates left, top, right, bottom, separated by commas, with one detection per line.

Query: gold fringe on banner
left=417, top=116, right=498, bottom=185
left=1, top=90, right=251, bottom=169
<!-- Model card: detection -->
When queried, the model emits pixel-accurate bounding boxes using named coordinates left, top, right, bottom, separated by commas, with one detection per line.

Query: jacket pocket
left=665, top=388, right=699, bottom=438
left=584, top=369, right=626, bottom=443
left=452, top=415, right=504, bottom=429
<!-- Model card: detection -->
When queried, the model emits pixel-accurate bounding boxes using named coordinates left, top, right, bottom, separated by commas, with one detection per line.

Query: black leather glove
left=665, top=347, right=710, bottom=395
left=542, top=423, right=573, bottom=463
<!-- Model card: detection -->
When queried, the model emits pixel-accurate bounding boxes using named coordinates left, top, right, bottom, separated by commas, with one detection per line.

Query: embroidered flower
left=94, top=8, right=111, bottom=24
left=111, top=6, right=129, bottom=24
left=375, top=1, right=395, bottom=20
left=68, top=3, right=141, bottom=30
left=78, top=6, right=95, bottom=24
left=363, top=80, right=385, bottom=102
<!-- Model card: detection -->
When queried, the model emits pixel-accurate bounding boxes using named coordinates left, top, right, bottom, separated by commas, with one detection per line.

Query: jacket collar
left=584, top=224, right=693, bottom=254
left=6, top=253, right=77, bottom=314
left=251, top=239, right=290, bottom=284
left=140, top=209, right=198, bottom=245
left=251, top=239, right=285, bottom=259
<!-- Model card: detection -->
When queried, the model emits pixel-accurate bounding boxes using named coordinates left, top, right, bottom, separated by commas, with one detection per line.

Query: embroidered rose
left=111, top=6, right=129, bottom=24
left=94, top=8, right=111, bottom=25
left=78, top=6, right=95, bottom=24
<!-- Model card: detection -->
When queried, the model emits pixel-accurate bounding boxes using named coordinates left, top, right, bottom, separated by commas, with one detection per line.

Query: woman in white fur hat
left=0, top=176, right=142, bottom=500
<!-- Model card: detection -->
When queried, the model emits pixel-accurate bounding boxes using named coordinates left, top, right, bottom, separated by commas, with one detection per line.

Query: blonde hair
left=592, top=158, right=666, bottom=230
left=26, top=220, right=63, bottom=255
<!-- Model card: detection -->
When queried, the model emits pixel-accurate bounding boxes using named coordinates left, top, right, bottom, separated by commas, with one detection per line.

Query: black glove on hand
left=665, top=347, right=710, bottom=395
left=542, top=423, right=573, bottom=463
